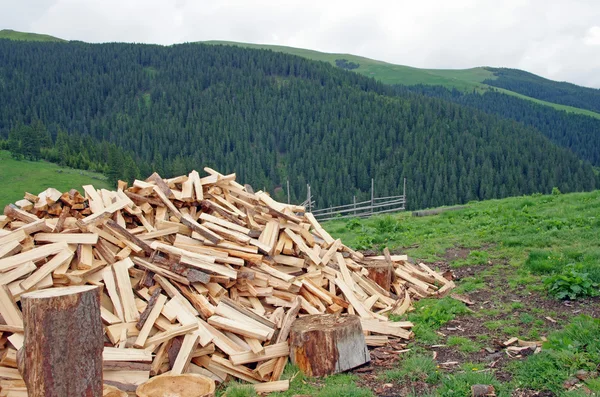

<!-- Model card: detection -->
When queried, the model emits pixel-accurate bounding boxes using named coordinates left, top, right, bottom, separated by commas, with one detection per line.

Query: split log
left=136, top=373, right=215, bottom=397
left=18, top=285, right=104, bottom=397
left=289, top=314, right=369, bottom=377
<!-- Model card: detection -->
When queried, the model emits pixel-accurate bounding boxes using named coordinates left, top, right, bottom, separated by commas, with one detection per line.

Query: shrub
left=543, top=267, right=599, bottom=300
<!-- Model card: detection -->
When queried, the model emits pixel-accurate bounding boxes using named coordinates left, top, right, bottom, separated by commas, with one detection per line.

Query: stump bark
left=364, top=261, right=392, bottom=291
left=289, top=314, right=369, bottom=377
left=18, top=285, right=103, bottom=397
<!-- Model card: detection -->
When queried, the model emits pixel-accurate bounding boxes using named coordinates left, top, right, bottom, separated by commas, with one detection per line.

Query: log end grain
left=136, top=373, right=215, bottom=397
left=103, top=384, right=128, bottom=397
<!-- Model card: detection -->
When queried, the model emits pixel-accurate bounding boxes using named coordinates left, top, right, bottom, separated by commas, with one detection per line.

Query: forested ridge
left=398, top=85, right=600, bottom=166
left=483, top=68, right=600, bottom=115
left=0, top=40, right=597, bottom=209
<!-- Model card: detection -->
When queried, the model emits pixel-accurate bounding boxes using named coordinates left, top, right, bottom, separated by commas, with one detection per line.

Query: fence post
left=353, top=196, right=356, bottom=216
left=371, top=178, right=374, bottom=214
left=403, top=178, right=407, bottom=209
left=307, top=184, right=312, bottom=213
left=287, top=180, right=290, bottom=204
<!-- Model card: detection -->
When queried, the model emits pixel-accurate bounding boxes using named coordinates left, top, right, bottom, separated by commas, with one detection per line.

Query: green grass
left=219, top=365, right=373, bottom=397
left=323, top=190, right=600, bottom=285
left=384, top=352, right=441, bottom=383
left=511, top=316, right=600, bottom=394
left=447, top=336, right=481, bottom=354
left=0, top=29, right=65, bottom=42
left=0, top=150, right=111, bottom=207
left=203, top=41, right=600, bottom=119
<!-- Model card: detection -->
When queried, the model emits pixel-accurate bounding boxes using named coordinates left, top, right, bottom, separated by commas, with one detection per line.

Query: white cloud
left=1, top=0, right=599, bottom=87
left=584, top=26, right=600, bottom=46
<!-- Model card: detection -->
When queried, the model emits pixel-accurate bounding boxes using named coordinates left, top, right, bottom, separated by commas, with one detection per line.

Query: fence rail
left=302, top=178, right=407, bottom=221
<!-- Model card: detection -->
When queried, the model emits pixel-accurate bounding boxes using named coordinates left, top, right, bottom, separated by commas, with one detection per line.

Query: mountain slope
left=484, top=68, right=600, bottom=114
left=398, top=85, right=600, bottom=166
left=203, top=41, right=600, bottom=119
left=0, top=29, right=65, bottom=42
left=0, top=40, right=596, bottom=210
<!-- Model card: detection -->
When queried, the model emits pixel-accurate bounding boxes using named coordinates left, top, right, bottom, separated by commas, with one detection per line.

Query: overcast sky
left=2, top=0, right=600, bottom=88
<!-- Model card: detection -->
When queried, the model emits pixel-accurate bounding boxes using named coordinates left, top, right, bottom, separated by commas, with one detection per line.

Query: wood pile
left=0, top=168, right=454, bottom=394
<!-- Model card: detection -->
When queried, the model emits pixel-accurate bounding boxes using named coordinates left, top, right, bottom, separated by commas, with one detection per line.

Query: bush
left=544, top=267, right=599, bottom=300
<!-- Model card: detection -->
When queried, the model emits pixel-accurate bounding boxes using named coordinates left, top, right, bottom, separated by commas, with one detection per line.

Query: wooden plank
left=304, top=212, right=335, bottom=246
left=4, top=204, right=39, bottom=224
left=144, top=323, right=199, bottom=347
left=78, top=198, right=130, bottom=227
left=180, top=255, right=237, bottom=280
left=0, top=241, right=21, bottom=260
left=33, top=233, right=98, bottom=245
left=0, top=261, right=36, bottom=286
left=103, top=347, right=153, bottom=362
left=0, top=242, right=69, bottom=272
left=82, top=185, right=105, bottom=214
left=0, top=230, right=27, bottom=248
left=134, top=294, right=167, bottom=348
left=203, top=222, right=251, bottom=244
left=197, top=319, right=245, bottom=355
left=181, top=215, right=223, bottom=244
left=334, top=278, right=373, bottom=319
left=170, top=333, right=199, bottom=375
left=229, top=342, right=289, bottom=365
left=360, top=318, right=413, bottom=339
left=152, top=185, right=182, bottom=219
left=220, top=297, right=276, bottom=330
left=214, top=302, right=274, bottom=337
left=252, top=380, right=290, bottom=393
left=105, top=220, right=153, bottom=256
left=190, top=170, right=204, bottom=201
left=132, top=257, right=190, bottom=286
left=20, top=249, right=74, bottom=292
left=207, top=315, right=271, bottom=341
left=113, top=258, right=139, bottom=322
left=100, top=306, right=122, bottom=325
left=102, top=266, right=125, bottom=322
left=283, top=229, right=321, bottom=265
left=199, top=213, right=251, bottom=235
left=138, top=227, right=179, bottom=240
left=0, top=286, right=22, bottom=327
left=320, top=239, right=342, bottom=265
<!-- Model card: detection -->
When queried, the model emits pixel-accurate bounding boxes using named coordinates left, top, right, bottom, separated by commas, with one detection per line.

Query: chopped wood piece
left=33, top=233, right=99, bottom=245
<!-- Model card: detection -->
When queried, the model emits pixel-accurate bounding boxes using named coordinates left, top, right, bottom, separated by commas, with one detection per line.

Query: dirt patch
left=347, top=245, right=600, bottom=396
left=444, top=246, right=471, bottom=261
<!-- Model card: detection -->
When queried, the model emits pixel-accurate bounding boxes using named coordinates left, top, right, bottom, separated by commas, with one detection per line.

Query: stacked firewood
left=0, top=168, right=454, bottom=394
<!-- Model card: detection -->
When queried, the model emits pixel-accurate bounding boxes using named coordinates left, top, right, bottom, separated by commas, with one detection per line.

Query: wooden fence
left=297, top=178, right=406, bottom=222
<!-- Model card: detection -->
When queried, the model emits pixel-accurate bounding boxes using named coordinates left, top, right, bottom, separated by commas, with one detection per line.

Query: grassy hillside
left=203, top=40, right=491, bottom=90
left=203, top=41, right=600, bottom=119
left=0, top=150, right=110, bottom=207
left=0, top=29, right=65, bottom=42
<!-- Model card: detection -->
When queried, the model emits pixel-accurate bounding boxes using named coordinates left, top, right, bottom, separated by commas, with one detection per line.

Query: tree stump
left=136, top=373, right=215, bottom=397
left=363, top=261, right=392, bottom=291
left=18, top=285, right=103, bottom=397
left=289, top=314, right=369, bottom=377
